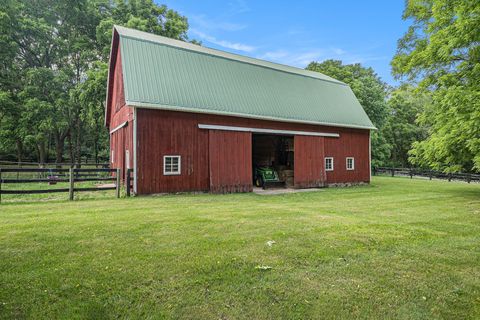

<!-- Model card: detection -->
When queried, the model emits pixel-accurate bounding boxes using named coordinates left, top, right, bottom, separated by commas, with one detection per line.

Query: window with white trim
left=346, top=157, right=355, bottom=170
left=325, top=157, right=334, bottom=171
left=163, top=155, right=181, bottom=175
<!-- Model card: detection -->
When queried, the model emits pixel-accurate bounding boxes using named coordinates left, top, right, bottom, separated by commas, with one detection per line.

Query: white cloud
left=257, top=47, right=387, bottom=68
left=227, top=0, right=250, bottom=14
left=332, top=48, right=346, bottom=55
left=258, top=50, right=289, bottom=60
left=258, top=50, right=325, bottom=67
left=189, top=14, right=247, bottom=32
left=191, top=29, right=256, bottom=52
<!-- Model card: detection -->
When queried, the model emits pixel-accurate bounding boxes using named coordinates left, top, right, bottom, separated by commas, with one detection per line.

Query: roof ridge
left=113, top=25, right=346, bottom=86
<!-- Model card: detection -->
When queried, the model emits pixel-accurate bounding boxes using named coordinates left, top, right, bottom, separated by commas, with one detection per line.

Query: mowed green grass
left=1, top=177, right=479, bottom=319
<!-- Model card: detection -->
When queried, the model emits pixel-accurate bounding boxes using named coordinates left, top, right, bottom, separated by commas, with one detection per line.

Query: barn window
left=325, top=157, right=334, bottom=171
left=346, top=157, right=355, bottom=170
left=163, top=155, right=181, bottom=175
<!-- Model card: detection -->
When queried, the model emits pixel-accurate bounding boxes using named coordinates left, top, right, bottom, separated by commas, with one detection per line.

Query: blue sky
left=159, top=1, right=410, bottom=85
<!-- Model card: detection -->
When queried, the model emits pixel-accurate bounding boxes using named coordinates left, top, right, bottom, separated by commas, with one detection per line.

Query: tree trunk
left=37, top=141, right=46, bottom=165
left=55, top=137, right=64, bottom=164
left=67, top=132, right=74, bottom=165
left=93, top=129, right=99, bottom=164
left=54, top=130, right=68, bottom=164
left=46, top=133, right=51, bottom=163
left=93, top=139, right=98, bottom=164
left=15, top=139, right=23, bottom=164
left=75, top=119, right=81, bottom=166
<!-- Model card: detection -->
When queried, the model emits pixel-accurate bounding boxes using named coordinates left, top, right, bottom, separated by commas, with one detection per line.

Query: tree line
left=307, top=0, right=479, bottom=173
left=0, top=0, right=189, bottom=164
left=0, top=0, right=478, bottom=173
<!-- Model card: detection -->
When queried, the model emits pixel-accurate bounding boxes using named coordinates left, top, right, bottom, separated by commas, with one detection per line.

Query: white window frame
left=163, top=155, right=181, bottom=175
left=325, top=157, right=334, bottom=171
left=346, top=157, right=355, bottom=170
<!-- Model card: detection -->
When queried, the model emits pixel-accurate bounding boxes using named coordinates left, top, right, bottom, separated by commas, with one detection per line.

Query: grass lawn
left=1, top=177, right=479, bottom=319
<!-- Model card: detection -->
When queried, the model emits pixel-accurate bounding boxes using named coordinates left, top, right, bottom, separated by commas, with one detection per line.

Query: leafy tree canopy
left=0, top=0, right=190, bottom=163
left=306, top=60, right=391, bottom=166
left=392, top=0, right=480, bottom=172
left=383, top=85, right=429, bottom=167
left=96, top=0, right=189, bottom=58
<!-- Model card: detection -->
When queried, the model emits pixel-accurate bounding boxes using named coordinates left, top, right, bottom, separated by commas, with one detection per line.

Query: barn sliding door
left=294, top=135, right=326, bottom=188
left=208, top=130, right=252, bottom=193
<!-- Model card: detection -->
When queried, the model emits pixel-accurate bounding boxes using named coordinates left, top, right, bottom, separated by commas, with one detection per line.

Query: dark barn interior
left=252, top=134, right=294, bottom=188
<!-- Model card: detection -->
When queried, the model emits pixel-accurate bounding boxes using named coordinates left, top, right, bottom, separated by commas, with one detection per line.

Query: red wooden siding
left=294, top=136, right=325, bottom=188
left=107, top=30, right=370, bottom=194
left=136, top=110, right=209, bottom=194
left=208, top=130, right=252, bottom=193
left=134, top=109, right=370, bottom=194
left=324, top=129, right=370, bottom=183
left=108, top=46, right=134, bottom=180
left=110, top=124, right=133, bottom=179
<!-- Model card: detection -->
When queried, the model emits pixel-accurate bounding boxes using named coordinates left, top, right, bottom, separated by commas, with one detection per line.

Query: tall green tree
left=306, top=60, right=391, bottom=166
left=74, top=62, right=109, bottom=163
left=0, top=0, right=97, bottom=162
left=0, top=91, right=20, bottom=160
left=55, top=0, right=102, bottom=163
left=0, top=0, right=189, bottom=163
left=383, top=86, right=429, bottom=167
left=0, top=0, right=24, bottom=161
left=392, top=0, right=480, bottom=172
left=74, top=0, right=190, bottom=162
left=96, top=0, right=189, bottom=58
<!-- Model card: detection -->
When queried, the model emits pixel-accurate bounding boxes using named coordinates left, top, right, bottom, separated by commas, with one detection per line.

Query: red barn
left=106, top=26, right=375, bottom=195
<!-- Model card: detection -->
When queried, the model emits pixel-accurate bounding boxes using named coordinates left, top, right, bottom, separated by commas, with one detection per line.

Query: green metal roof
left=114, top=25, right=375, bottom=130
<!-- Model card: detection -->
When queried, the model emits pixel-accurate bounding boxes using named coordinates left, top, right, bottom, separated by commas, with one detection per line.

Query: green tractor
left=254, top=166, right=285, bottom=189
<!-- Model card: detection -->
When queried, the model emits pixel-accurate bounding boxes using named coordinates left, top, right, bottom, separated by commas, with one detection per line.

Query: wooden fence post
left=391, top=168, right=395, bottom=177
left=126, top=168, right=131, bottom=197
left=116, top=168, right=121, bottom=198
left=0, top=168, right=2, bottom=203
left=69, top=168, right=74, bottom=200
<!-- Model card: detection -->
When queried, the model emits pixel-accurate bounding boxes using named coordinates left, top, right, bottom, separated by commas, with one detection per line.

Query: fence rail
left=0, top=167, right=135, bottom=202
left=373, top=167, right=480, bottom=183
left=0, top=160, right=110, bottom=168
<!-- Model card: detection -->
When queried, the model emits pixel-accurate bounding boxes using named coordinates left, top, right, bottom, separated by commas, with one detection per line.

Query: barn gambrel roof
left=108, top=25, right=375, bottom=130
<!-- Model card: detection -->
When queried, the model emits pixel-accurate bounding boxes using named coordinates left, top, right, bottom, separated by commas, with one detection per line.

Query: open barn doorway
left=252, top=134, right=294, bottom=189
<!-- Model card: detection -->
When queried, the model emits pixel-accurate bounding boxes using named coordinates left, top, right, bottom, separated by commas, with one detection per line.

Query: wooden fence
left=0, top=167, right=135, bottom=202
left=0, top=160, right=110, bottom=168
left=373, top=167, right=480, bottom=183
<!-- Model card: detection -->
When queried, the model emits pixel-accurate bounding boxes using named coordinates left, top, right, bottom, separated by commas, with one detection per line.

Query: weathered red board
left=136, top=109, right=209, bottom=194
left=107, top=30, right=371, bottom=194
left=294, top=136, right=325, bottom=188
left=324, top=129, right=370, bottom=183
left=208, top=130, right=252, bottom=193
left=131, top=109, right=370, bottom=194
left=107, top=45, right=370, bottom=194
left=108, top=46, right=134, bottom=180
